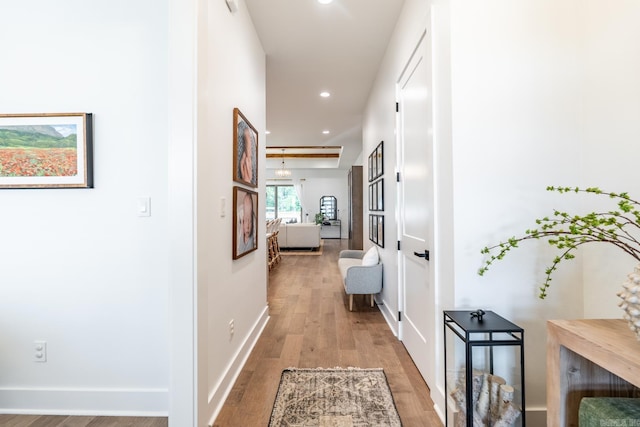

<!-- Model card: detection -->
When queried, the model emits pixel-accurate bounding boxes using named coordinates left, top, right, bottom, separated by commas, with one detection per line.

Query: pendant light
left=275, top=148, right=291, bottom=177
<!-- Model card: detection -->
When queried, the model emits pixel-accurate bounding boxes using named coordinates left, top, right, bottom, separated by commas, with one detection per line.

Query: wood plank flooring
left=0, top=415, right=167, bottom=427
left=2, top=239, right=442, bottom=427
left=214, top=239, right=442, bottom=426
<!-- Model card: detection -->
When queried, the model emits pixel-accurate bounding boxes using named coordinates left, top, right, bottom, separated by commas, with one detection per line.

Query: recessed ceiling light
left=320, top=91, right=330, bottom=98
left=318, top=0, right=333, bottom=4
left=322, top=130, right=330, bottom=134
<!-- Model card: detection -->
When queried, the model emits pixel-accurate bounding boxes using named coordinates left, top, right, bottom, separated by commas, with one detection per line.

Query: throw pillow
left=361, top=246, right=379, bottom=266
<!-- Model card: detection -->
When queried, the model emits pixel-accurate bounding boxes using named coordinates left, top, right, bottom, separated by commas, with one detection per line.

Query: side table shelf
left=444, top=310, right=525, bottom=426
left=547, top=319, right=640, bottom=426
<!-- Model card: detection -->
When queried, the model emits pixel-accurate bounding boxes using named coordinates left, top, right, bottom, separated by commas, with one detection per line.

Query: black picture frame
left=369, top=215, right=373, bottom=240
left=368, top=140, right=384, bottom=182
left=368, top=141, right=383, bottom=182
left=369, top=179, right=384, bottom=212
left=369, top=214, right=384, bottom=248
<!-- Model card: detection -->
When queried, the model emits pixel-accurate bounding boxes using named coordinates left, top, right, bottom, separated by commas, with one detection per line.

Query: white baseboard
left=0, top=388, right=168, bottom=416
left=207, top=305, right=270, bottom=425
left=377, top=296, right=399, bottom=337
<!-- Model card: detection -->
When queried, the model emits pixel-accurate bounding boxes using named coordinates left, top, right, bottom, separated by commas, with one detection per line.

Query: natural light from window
left=266, top=185, right=302, bottom=223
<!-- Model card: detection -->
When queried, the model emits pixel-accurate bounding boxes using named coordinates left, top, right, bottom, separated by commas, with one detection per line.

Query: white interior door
left=397, top=28, right=435, bottom=390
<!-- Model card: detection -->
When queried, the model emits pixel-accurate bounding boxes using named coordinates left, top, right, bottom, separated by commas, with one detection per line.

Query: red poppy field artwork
left=0, top=148, right=78, bottom=177
left=0, top=113, right=92, bottom=188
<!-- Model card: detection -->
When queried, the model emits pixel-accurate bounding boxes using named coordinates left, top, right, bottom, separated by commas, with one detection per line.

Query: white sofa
left=279, top=223, right=321, bottom=248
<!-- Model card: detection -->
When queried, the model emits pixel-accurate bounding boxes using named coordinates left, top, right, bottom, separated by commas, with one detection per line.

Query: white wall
left=201, top=0, right=268, bottom=425
left=0, top=0, right=169, bottom=414
left=451, top=0, right=640, bottom=417
left=580, top=1, right=640, bottom=318
left=450, top=1, right=585, bottom=417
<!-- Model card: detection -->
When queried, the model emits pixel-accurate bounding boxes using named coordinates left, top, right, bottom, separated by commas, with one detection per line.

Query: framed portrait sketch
left=233, top=108, right=258, bottom=188
left=0, top=113, right=93, bottom=189
left=368, top=214, right=384, bottom=247
left=369, top=179, right=384, bottom=212
left=368, top=140, right=384, bottom=182
left=370, top=149, right=377, bottom=181
left=377, top=215, right=385, bottom=248
left=374, top=140, right=383, bottom=180
left=233, top=186, right=258, bottom=260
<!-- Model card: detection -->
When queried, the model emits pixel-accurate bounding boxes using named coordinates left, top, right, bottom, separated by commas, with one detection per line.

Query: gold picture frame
left=0, top=113, right=93, bottom=189
left=232, top=108, right=258, bottom=188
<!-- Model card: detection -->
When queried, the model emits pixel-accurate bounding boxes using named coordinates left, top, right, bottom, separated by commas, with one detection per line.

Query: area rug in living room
left=268, top=367, right=402, bottom=427
left=279, top=240, right=324, bottom=256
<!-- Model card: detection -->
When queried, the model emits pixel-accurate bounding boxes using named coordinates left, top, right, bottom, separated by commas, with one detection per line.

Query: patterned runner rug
left=268, top=368, right=402, bottom=427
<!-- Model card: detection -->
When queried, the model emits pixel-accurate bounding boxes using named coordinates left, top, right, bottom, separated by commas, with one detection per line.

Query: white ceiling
left=244, top=0, right=405, bottom=170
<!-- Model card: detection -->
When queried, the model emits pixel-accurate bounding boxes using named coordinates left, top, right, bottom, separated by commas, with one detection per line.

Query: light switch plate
left=137, top=197, right=151, bottom=217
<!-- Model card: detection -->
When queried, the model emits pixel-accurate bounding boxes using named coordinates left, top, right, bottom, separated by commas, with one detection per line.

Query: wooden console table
left=547, top=319, right=640, bottom=426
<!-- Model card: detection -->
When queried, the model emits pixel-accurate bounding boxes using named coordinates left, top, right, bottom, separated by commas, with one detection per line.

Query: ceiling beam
left=267, top=145, right=342, bottom=150
left=266, top=153, right=340, bottom=159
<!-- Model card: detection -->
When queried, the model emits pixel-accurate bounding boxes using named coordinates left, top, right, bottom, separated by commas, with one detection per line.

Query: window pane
left=277, top=186, right=301, bottom=223
left=266, top=186, right=276, bottom=220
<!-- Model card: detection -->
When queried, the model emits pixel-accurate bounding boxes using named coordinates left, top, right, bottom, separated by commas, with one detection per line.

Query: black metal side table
left=443, top=310, right=525, bottom=426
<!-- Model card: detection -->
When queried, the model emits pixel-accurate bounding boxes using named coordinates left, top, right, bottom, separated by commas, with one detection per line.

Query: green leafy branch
left=478, top=186, right=640, bottom=299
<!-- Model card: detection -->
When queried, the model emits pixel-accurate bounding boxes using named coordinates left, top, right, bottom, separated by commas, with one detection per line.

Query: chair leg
left=268, top=235, right=276, bottom=270
left=274, top=232, right=281, bottom=263
left=269, top=236, right=275, bottom=265
left=349, top=294, right=353, bottom=312
left=370, top=294, right=374, bottom=307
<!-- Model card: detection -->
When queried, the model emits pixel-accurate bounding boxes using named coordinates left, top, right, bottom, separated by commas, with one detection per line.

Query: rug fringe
left=284, top=366, right=384, bottom=372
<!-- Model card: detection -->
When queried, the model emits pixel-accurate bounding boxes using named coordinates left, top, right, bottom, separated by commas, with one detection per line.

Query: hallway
left=214, top=239, right=442, bottom=426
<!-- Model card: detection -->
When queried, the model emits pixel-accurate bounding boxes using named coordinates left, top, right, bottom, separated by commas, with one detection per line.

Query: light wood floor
left=2, top=239, right=442, bottom=427
left=0, top=415, right=167, bottom=427
left=214, top=239, right=442, bottom=426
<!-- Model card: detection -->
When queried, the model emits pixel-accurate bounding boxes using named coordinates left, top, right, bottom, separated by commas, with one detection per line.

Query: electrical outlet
left=229, top=319, right=234, bottom=338
left=33, top=340, right=47, bottom=362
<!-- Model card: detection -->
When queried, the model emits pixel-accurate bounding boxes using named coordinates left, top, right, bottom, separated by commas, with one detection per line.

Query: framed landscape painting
left=233, top=108, right=258, bottom=188
left=0, top=113, right=93, bottom=189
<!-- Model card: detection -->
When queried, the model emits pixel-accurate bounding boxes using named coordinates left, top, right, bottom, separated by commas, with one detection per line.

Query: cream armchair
left=338, top=247, right=383, bottom=311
